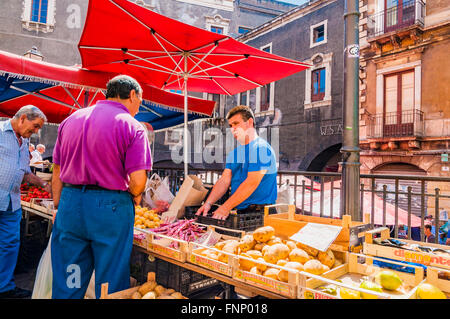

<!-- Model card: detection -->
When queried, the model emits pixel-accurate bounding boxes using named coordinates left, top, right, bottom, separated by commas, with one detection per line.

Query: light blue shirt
left=225, top=136, right=277, bottom=210
left=0, top=120, right=31, bottom=211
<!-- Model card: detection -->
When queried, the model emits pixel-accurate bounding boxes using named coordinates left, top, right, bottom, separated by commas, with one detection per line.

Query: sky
left=278, top=0, right=309, bottom=5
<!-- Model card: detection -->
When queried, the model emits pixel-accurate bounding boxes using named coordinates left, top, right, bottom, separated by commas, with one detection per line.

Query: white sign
left=289, top=223, right=342, bottom=252
left=347, top=44, right=360, bottom=58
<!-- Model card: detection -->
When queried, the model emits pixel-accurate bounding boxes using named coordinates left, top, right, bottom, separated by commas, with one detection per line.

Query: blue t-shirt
left=225, top=137, right=277, bottom=210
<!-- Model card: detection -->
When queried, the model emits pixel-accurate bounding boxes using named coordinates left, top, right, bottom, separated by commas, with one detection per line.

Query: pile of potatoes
left=198, top=225, right=343, bottom=283
left=130, top=279, right=185, bottom=299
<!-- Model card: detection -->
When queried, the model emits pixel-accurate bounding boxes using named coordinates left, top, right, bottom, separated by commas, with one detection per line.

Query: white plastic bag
left=276, top=180, right=294, bottom=213
left=32, top=234, right=53, bottom=299
left=142, top=173, right=175, bottom=208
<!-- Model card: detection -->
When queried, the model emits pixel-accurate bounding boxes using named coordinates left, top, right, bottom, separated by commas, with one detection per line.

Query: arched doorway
left=372, top=162, right=427, bottom=217
left=307, top=143, right=342, bottom=172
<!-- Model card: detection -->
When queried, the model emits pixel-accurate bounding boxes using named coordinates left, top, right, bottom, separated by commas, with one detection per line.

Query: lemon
left=359, top=280, right=383, bottom=299
left=375, top=270, right=403, bottom=291
left=416, top=283, right=446, bottom=299
left=339, top=287, right=361, bottom=299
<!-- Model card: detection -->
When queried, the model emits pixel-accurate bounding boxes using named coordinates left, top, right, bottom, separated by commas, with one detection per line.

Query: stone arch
left=298, top=142, right=342, bottom=172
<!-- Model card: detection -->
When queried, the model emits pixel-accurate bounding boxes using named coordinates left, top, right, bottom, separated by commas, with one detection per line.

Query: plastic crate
left=141, top=255, right=219, bottom=297
left=185, top=205, right=264, bottom=237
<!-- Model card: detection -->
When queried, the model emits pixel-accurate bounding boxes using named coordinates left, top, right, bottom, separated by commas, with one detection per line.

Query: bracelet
left=205, top=201, right=213, bottom=206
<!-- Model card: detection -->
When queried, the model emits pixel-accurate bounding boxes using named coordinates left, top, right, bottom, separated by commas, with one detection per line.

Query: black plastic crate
left=137, top=254, right=219, bottom=297
left=184, top=205, right=264, bottom=237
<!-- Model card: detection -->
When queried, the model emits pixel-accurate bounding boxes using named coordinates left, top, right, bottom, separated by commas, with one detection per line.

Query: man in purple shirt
left=51, top=75, right=152, bottom=299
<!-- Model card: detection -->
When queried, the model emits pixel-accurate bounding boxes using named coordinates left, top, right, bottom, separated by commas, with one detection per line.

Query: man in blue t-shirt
left=196, top=105, right=277, bottom=220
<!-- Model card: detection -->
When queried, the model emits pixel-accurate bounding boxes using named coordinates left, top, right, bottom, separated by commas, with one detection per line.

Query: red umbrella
left=78, top=0, right=310, bottom=174
left=0, top=50, right=216, bottom=123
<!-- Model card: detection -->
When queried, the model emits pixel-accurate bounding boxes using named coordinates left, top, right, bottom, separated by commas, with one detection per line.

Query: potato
left=239, top=253, right=256, bottom=271
left=141, top=291, right=156, bottom=299
left=256, top=257, right=268, bottom=272
left=285, top=240, right=297, bottom=251
left=154, top=285, right=166, bottom=297
left=252, top=226, right=275, bottom=243
left=214, top=241, right=227, bottom=250
left=318, top=249, right=335, bottom=269
left=289, top=248, right=310, bottom=264
left=296, top=242, right=319, bottom=257
left=249, top=266, right=261, bottom=275
left=261, top=245, right=271, bottom=256
left=303, top=259, right=330, bottom=275
left=263, top=268, right=280, bottom=279
left=165, top=288, right=175, bottom=295
left=131, top=291, right=142, bottom=299
left=239, top=235, right=256, bottom=252
left=263, top=243, right=290, bottom=264
left=138, top=280, right=157, bottom=295
left=171, top=292, right=184, bottom=299
left=266, top=236, right=282, bottom=246
left=157, top=295, right=176, bottom=299
left=333, top=259, right=343, bottom=268
left=276, top=259, right=288, bottom=267
left=206, top=252, right=219, bottom=260
left=246, top=250, right=262, bottom=259
left=277, top=261, right=304, bottom=283
left=254, top=243, right=265, bottom=251
left=222, top=240, right=240, bottom=255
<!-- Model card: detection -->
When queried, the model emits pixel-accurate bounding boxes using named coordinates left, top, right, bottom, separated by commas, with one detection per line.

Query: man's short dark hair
left=226, top=105, right=255, bottom=124
left=105, top=75, right=142, bottom=99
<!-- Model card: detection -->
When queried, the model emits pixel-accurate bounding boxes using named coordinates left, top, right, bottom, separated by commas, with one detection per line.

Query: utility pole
left=340, top=0, right=361, bottom=221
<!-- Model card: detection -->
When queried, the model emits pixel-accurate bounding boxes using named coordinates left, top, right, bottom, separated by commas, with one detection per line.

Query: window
left=311, top=68, right=326, bottom=102
left=255, top=44, right=275, bottom=114
left=238, top=26, right=251, bottom=34
left=22, top=0, right=55, bottom=33
left=210, top=26, right=224, bottom=34
left=239, top=91, right=247, bottom=106
left=310, top=20, right=328, bottom=48
left=304, top=53, right=332, bottom=109
left=31, top=0, right=48, bottom=23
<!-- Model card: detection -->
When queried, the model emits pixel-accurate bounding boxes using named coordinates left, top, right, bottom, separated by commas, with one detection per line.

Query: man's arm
left=196, top=169, right=232, bottom=216
left=23, top=172, right=52, bottom=193
left=51, top=164, right=63, bottom=209
left=212, top=170, right=266, bottom=220
left=129, top=169, right=148, bottom=205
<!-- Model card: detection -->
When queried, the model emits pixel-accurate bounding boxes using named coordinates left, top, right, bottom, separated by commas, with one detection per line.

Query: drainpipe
left=340, top=0, right=361, bottom=221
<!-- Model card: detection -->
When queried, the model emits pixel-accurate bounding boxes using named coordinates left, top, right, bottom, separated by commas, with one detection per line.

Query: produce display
left=196, top=225, right=342, bottom=283
left=134, top=205, right=161, bottom=229
left=150, top=219, right=207, bottom=247
left=20, top=183, right=51, bottom=202
left=132, top=278, right=185, bottom=300
left=415, top=283, right=447, bottom=299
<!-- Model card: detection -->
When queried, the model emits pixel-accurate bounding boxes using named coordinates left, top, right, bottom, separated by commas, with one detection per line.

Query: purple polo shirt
left=53, top=100, right=152, bottom=191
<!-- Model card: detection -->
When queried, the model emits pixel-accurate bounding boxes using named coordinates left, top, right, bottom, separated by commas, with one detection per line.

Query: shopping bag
left=32, top=234, right=53, bottom=299
left=276, top=180, right=294, bottom=213
left=142, top=173, right=175, bottom=209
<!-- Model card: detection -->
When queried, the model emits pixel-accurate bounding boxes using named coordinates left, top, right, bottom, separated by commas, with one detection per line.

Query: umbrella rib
left=191, top=52, right=312, bottom=67
left=149, top=31, right=184, bottom=74
left=186, top=56, right=231, bottom=96
left=125, top=61, right=180, bottom=76
left=125, top=51, right=180, bottom=74
left=62, top=86, right=83, bottom=109
left=79, top=45, right=179, bottom=55
left=189, top=57, right=248, bottom=76
left=189, top=54, right=264, bottom=87
left=9, top=85, right=79, bottom=111
left=140, top=104, right=163, bottom=118
left=162, top=57, right=185, bottom=90
left=187, top=43, right=218, bottom=75
left=188, top=37, right=229, bottom=54
left=87, top=89, right=101, bottom=107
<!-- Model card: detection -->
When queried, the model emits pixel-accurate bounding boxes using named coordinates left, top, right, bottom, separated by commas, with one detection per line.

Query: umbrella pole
left=183, top=55, right=188, bottom=178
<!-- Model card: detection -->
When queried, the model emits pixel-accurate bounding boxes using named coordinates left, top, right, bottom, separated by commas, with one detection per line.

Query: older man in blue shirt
left=0, top=105, right=50, bottom=299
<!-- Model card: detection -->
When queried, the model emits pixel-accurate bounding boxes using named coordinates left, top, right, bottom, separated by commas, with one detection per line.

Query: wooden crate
left=21, top=199, right=31, bottom=208
left=133, top=228, right=149, bottom=249
left=264, top=204, right=371, bottom=252
left=142, top=229, right=189, bottom=263
left=423, top=267, right=450, bottom=299
left=363, top=227, right=450, bottom=271
left=298, top=253, right=425, bottom=299
left=100, top=272, right=188, bottom=299
left=30, top=198, right=54, bottom=214
left=187, top=225, right=246, bottom=277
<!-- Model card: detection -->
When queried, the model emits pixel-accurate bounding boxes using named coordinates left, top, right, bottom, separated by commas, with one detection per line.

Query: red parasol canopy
left=0, top=50, right=216, bottom=123
left=78, top=0, right=310, bottom=95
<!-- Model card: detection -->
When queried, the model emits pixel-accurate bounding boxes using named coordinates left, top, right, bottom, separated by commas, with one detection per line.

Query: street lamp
left=24, top=46, right=44, bottom=61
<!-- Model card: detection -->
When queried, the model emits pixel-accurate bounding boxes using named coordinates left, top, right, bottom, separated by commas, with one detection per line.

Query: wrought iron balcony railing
left=366, top=109, right=424, bottom=139
left=367, top=0, right=425, bottom=38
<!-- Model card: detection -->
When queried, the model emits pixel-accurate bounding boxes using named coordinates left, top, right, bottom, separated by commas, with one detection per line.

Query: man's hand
left=43, top=182, right=52, bottom=194
left=133, top=194, right=142, bottom=206
left=212, top=205, right=230, bottom=220
left=196, top=202, right=211, bottom=216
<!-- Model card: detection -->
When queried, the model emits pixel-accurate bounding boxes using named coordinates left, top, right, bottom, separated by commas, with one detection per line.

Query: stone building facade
left=358, top=0, right=450, bottom=212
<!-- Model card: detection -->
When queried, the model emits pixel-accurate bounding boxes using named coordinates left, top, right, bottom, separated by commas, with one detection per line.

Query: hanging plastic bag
left=32, top=234, right=53, bottom=299
left=142, top=173, right=175, bottom=209
left=276, top=180, right=294, bottom=213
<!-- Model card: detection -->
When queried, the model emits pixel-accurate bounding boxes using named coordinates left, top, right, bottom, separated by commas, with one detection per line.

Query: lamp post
left=340, top=0, right=361, bottom=221
left=24, top=46, right=44, bottom=61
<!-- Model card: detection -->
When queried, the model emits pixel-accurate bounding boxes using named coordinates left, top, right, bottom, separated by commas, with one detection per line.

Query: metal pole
left=340, top=0, right=361, bottom=221
left=183, top=52, right=189, bottom=178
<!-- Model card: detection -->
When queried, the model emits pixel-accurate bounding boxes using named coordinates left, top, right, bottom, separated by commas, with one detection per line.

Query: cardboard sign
left=289, top=222, right=342, bottom=252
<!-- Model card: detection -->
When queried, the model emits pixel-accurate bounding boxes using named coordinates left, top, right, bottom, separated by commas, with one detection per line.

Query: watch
left=42, top=182, right=48, bottom=187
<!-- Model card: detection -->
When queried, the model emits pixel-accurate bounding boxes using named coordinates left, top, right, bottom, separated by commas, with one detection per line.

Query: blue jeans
left=0, top=199, right=21, bottom=293
left=51, top=187, right=134, bottom=299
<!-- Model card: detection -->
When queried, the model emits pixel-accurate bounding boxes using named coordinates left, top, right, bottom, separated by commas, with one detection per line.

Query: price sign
left=289, top=223, right=342, bottom=252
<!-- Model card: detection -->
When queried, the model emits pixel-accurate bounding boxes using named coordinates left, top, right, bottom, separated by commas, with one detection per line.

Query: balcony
left=366, top=110, right=424, bottom=139
left=367, top=0, right=425, bottom=39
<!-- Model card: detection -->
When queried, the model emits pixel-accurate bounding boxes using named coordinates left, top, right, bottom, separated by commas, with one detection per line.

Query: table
left=133, top=245, right=290, bottom=299
left=21, top=205, right=53, bottom=237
